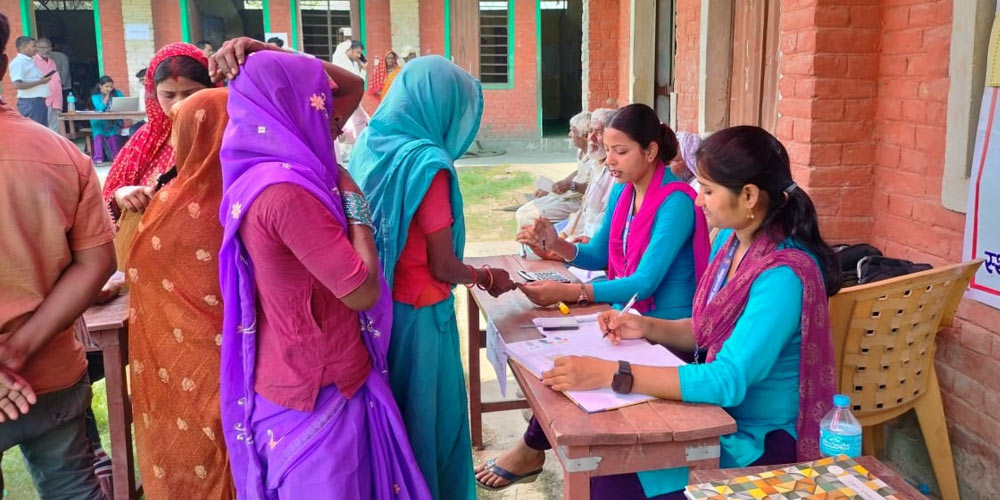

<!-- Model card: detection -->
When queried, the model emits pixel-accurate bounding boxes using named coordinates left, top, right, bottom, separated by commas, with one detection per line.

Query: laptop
left=109, top=96, right=140, bottom=112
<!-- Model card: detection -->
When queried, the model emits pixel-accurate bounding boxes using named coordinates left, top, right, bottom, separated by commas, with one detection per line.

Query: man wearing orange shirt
left=0, top=12, right=116, bottom=499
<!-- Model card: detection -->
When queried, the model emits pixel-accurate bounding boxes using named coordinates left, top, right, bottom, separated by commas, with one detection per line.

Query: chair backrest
left=828, top=260, right=983, bottom=416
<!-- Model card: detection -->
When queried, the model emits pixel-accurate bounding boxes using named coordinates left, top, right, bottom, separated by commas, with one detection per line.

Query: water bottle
left=67, top=92, right=77, bottom=113
left=820, top=394, right=863, bottom=458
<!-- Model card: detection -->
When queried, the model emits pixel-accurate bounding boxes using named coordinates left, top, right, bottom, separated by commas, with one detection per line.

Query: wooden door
left=451, top=0, right=481, bottom=77
left=654, top=0, right=675, bottom=124
left=728, top=0, right=780, bottom=132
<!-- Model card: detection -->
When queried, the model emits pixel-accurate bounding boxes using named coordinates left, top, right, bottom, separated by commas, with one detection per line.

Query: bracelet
left=477, top=266, right=494, bottom=291
left=464, top=265, right=478, bottom=289
left=565, top=243, right=581, bottom=263
left=342, top=191, right=374, bottom=229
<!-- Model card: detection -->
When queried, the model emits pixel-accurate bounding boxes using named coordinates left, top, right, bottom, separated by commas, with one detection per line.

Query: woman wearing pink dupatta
left=477, top=104, right=711, bottom=492
left=539, top=126, right=841, bottom=499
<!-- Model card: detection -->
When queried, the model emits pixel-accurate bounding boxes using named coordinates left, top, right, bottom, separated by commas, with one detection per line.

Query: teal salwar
left=388, top=299, right=476, bottom=500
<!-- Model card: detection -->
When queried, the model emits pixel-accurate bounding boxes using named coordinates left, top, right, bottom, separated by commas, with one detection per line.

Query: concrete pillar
left=697, top=0, right=732, bottom=133
left=120, top=0, right=156, bottom=96
left=389, top=0, right=420, bottom=55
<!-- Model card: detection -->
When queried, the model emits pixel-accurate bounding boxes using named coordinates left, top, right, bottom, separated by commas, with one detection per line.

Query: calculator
left=517, top=270, right=572, bottom=283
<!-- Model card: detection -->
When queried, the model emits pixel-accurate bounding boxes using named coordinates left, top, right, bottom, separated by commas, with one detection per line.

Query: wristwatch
left=611, top=360, right=633, bottom=394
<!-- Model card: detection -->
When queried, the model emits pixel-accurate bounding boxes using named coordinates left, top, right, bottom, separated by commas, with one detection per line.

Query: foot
left=474, top=440, right=545, bottom=489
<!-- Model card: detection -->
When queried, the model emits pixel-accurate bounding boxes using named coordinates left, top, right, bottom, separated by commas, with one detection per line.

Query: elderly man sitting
left=558, top=107, right=617, bottom=243
left=516, top=111, right=593, bottom=228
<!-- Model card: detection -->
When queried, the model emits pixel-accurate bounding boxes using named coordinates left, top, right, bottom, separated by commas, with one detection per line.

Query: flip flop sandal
left=475, top=458, right=543, bottom=491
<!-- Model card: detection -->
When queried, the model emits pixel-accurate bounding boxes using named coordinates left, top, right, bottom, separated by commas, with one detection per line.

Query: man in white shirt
left=8, top=36, right=51, bottom=126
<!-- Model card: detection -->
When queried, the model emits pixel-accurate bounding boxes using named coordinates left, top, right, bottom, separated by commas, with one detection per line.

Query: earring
left=747, top=209, right=755, bottom=220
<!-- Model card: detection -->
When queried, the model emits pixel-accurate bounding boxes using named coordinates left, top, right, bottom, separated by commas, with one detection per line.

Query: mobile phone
left=43, top=70, right=56, bottom=78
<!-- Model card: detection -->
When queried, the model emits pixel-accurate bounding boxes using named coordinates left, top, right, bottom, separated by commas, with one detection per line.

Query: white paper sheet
left=565, top=266, right=607, bottom=283
left=485, top=319, right=509, bottom=397
left=505, top=317, right=686, bottom=412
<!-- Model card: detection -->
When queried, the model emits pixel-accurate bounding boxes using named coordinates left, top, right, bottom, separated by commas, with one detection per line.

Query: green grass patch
left=456, top=165, right=534, bottom=243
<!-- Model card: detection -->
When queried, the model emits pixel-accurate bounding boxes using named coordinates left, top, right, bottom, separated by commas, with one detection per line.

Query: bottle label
left=820, top=429, right=861, bottom=458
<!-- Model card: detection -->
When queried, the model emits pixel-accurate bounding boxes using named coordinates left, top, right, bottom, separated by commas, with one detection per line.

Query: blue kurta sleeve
left=590, top=191, right=695, bottom=304
left=678, top=266, right=803, bottom=407
left=570, top=184, right=622, bottom=270
left=92, top=93, right=109, bottom=111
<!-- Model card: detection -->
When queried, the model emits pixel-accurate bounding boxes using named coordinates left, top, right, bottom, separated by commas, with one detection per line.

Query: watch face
left=612, top=372, right=633, bottom=394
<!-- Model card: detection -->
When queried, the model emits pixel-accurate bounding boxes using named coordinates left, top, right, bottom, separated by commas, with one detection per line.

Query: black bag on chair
left=834, top=244, right=883, bottom=286
left=857, top=255, right=933, bottom=284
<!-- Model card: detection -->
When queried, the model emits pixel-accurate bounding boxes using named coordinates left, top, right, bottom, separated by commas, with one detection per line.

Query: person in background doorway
left=331, top=39, right=369, bottom=162
left=49, top=39, right=71, bottom=99
left=196, top=40, right=214, bottom=59
left=367, top=50, right=400, bottom=104
left=89, top=76, right=125, bottom=164
left=33, top=38, right=62, bottom=132
left=266, top=36, right=284, bottom=48
left=9, top=36, right=51, bottom=126
left=0, top=13, right=116, bottom=499
left=134, top=68, right=147, bottom=114
left=672, top=131, right=702, bottom=190
left=401, top=46, right=418, bottom=64
left=515, top=110, right=592, bottom=228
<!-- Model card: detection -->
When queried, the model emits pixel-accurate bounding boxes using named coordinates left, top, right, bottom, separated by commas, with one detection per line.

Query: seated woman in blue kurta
left=475, top=104, right=711, bottom=491
left=539, top=126, right=842, bottom=499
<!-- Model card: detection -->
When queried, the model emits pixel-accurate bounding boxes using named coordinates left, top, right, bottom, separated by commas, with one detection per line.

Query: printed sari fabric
left=125, top=88, right=234, bottom=500
left=218, top=50, right=430, bottom=500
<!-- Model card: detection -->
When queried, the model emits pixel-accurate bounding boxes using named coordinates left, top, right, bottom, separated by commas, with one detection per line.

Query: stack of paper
left=505, top=316, right=686, bottom=413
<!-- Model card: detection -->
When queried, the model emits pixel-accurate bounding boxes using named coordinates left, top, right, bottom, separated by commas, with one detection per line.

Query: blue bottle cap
left=833, top=394, right=850, bottom=407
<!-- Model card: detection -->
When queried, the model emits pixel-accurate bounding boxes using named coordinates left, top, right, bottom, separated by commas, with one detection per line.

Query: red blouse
left=392, top=171, right=455, bottom=308
left=240, top=183, right=371, bottom=411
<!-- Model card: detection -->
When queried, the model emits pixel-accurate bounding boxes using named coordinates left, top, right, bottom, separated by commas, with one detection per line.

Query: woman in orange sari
left=125, top=88, right=235, bottom=500
left=368, top=50, right=400, bottom=104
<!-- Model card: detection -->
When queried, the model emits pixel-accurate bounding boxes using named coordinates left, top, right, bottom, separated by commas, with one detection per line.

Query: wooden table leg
left=562, top=445, right=593, bottom=500
left=96, top=327, right=137, bottom=500
left=466, top=288, right=484, bottom=450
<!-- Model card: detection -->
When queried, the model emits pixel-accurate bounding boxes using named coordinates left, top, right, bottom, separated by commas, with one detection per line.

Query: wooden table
left=82, top=294, right=142, bottom=500
left=688, top=456, right=929, bottom=499
left=465, top=255, right=737, bottom=499
left=60, top=111, right=146, bottom=137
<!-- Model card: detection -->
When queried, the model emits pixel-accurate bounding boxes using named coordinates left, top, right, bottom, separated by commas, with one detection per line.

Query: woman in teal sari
left=350, top=56, right=518, bottom=500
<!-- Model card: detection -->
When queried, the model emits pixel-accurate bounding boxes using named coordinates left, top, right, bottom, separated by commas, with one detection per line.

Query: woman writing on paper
left=475, top=104, right=711, bottom=491
left=541, top=126, right=841, bottom=498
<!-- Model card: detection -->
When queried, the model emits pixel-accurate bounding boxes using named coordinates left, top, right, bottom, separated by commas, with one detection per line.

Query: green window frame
left=479, top=0, right=514, bottom=90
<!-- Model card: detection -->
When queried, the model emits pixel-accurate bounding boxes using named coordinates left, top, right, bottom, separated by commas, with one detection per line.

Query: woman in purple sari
left=217, top=50, right=431, bottom=499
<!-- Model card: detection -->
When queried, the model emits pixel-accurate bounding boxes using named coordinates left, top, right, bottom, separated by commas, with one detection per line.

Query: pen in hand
left=603, top=292, right=639, bottom=339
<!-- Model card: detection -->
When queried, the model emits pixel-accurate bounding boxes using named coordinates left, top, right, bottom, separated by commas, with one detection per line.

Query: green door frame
left=179, top=0, right=192, bottom=43
left=93, top=0, right=104, bottom=75
left=19, top=0, right=32, bottom=36
left=262, top=0, right=272, bottom=32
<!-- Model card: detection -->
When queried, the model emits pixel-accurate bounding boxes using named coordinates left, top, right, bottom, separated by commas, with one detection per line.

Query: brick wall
left=674, top=0, right=699, bottom=132
left=585, top=0, right=622, bottom=109
left=97, top=0, right=129, bottom=96
left=152, top=0, right=182, bottom=50
left=120, top=0, right=155, bottom=97
left=269, top=1, right=294, bottom=47
left=777, top=1, right=880, bottom=243
left=480, top=0, right=538, bottom=140
left=1, top=0, right=24, bottom=102
left=419, top=0, right=445, bottom=56
left=868, top=2, right=1000, bottom=498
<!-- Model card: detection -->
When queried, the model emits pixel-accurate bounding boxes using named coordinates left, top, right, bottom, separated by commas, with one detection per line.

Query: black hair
left=195, top=40, right=212, bottom=50
left=350, top=40, right=364, bottom=50
left=153, top=55, right=212, bottom=89
left=0, top=13, right=9, bottom=52
left=250, top=33, right=265, bottom=42
left=15, top=35, right=33, bottom=50
left=92, top=75, right=114, bottom=95
left=135, top=68, right=147, bottom=80
left=696, top=126, right=842, bottom=296
left=267, top=37, right=284, bottom=48
left=607, top=103, right=679, bottom=164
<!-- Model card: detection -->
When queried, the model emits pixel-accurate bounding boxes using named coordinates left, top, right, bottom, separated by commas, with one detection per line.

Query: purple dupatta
left=217, top=50, right=429, bottom=499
